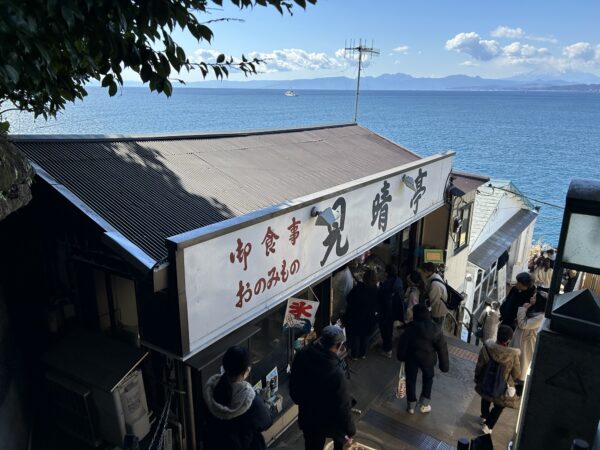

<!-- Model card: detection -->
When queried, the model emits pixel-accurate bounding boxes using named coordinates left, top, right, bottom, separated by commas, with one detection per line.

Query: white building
left=464, top=180, right=539, bottom=315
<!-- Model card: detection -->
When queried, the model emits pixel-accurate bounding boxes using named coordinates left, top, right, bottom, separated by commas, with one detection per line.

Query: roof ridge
left=9, top=122, right=357, bottom=144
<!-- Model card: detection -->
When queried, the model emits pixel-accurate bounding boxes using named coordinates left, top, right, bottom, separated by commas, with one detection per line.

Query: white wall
left=471, top=193, right=524, bottom=250
left=510, top=220, right=536, bottom=284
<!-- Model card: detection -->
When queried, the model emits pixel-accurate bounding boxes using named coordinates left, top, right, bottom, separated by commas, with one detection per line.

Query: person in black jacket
left=378, top=264, right=404, bottom=358
left=396, top=304, right=449, bottom=414
left=290, top=325, right=356, bottom=450
left=345, top=269, right=378, bottom=359
left=500, top=272, right=535, bottom=329
left=203, top=346, right=273, bottom=450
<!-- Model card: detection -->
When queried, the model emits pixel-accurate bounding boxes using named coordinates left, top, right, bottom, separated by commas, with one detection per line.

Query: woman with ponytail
left=203, top=346, right=273, bottom=450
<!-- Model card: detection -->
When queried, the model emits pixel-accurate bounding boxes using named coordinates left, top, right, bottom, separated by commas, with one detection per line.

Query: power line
left=488, top=184, right=565, bottom=209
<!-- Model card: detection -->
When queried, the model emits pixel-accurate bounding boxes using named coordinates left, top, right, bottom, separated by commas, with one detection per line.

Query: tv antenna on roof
left=344, top=39, right=379, bottom=123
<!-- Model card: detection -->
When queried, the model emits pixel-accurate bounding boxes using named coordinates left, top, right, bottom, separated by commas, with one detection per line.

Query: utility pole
left=344, top=39, right=379, bottom=123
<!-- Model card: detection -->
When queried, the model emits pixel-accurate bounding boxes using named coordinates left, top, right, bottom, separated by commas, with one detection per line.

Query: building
left=464, top=180, right=539, bottom=316
left=2, top=123, right=478, bottom=449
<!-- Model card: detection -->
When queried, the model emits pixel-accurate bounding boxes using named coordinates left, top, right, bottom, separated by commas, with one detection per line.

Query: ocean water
left=6, top=87, right=600, bottom=245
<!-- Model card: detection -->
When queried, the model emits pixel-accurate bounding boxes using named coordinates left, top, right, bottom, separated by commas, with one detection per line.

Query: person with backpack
left=421, top=262, right=448, bottom=325
left=378, top=264, right=404, bottom=358
left=203, top=346, right=274, bottom=450
left=475, top=325, right=522, bottom=435
left=396, top=304, right=449, bottom=414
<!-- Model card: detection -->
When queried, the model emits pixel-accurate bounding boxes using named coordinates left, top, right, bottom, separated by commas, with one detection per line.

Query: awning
left=468, top=209, right=538, bottom=270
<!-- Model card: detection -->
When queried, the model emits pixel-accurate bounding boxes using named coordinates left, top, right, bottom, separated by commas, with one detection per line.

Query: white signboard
left=178, top=154, right=453, bottom=357
left=497, top=265, right=507, bottom=302
left=283, top=298, right=320, bottom=330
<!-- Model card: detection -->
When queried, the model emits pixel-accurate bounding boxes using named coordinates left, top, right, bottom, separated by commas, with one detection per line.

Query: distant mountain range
left=122, top=70, right=600, bottom=92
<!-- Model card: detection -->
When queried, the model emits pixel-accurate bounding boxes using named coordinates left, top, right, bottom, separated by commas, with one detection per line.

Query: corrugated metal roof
left=468, top=209, right=538, bottom=270
left=12, top=124, right=422, bottom=263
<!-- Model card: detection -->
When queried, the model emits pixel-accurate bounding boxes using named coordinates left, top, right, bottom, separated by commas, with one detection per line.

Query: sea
left=6, top=87, right=600, bottom=245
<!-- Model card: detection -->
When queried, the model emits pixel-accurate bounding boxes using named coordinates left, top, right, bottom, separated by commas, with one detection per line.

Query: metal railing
left=446, top=303, right=481, bottom=346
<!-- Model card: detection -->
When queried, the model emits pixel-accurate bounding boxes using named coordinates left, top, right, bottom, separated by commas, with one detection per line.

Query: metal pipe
left=185, top=366, right=197, bottom=450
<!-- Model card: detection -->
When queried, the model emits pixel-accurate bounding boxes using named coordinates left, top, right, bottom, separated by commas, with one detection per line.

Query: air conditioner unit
left=43, top=330, right=150, bottom=447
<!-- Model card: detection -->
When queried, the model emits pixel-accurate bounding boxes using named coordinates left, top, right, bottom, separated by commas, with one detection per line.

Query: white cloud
left=460, top=60, right=479, bottom=67
left=563, top=42, right=597, bottom=61
left=491, top=26, right=557, bottom=44
left=249, top=48, right=343, bottom=72
left=503, top=42, right=550, bottom=59
left=491, top=26, right=525, bottom=39
left=391, top=45, right=409, bottom=55
left=333, top=48, right=374, bottom=68
left=445, top=32, right=500, bottom=61
left=193, top=48, right=343, bottom=73
left=192, top=48, right=222, bottom=62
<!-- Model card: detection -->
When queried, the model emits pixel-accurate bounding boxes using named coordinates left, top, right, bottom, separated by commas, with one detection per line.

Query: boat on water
left=284, top=90, right=297, bottom=97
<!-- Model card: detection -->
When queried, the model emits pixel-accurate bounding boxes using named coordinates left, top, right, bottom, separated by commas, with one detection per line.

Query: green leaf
left=163, top=79, right=172, bottom=96
left=217, top=53, right=225, bottom=64
left=108, top=81, right=118, bottom=96
left=101, top=74, right=113, bottom=87
left=0, top=121, right=10, bottom=134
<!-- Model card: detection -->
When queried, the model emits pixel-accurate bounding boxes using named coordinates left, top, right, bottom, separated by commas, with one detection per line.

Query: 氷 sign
left=175, top=153, right=453, bottom=357
left=283, top=298, right=320, bottom=330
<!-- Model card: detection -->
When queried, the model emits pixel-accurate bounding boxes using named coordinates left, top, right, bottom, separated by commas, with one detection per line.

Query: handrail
left=458, top=303, right=481, bottom=346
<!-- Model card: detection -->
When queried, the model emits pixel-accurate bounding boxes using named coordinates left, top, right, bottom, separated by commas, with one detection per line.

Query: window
left=453, top=204, right=472, bottom=254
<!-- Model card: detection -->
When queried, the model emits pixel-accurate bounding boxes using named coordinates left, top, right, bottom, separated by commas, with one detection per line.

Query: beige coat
left=478, top=306, right=500, bottom=343
left=475, top=340, right=522, bottom=408
left=533, top=266, right=553, bottom=289
left=426, top=273, right=448, bottom=319
left=511, top=307, right=544, bottom=377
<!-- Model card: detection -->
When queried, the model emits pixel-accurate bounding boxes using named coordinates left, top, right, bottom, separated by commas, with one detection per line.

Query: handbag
left=396, top=362, right=406, bottom=399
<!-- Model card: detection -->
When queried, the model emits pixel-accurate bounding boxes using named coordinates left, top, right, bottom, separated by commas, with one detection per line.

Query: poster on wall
left=265, top=367, right=279, bottom=400
left=497, top=265, right=507, bottom=302
left=282, top=298, right=319, bottom=332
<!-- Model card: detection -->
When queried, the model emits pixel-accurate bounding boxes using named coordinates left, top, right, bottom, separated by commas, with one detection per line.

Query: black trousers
left=379, top=317, right=394, bottom=352
left=405, top=360, right=434, bottom=403
left=481, top=399, right=504, bottom=429
left=303, top=431, right=344, bottom=450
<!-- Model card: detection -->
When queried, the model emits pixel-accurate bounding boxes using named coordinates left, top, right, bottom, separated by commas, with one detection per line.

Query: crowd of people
left=201, top=250, right=565, bottom=449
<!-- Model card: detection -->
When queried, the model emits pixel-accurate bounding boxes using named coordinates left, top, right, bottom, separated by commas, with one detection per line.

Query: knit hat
left=320, top=325, right=346, bottom=347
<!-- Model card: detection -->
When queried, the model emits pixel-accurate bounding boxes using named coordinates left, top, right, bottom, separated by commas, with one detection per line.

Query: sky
left=129, top=0, right=600, bottom=82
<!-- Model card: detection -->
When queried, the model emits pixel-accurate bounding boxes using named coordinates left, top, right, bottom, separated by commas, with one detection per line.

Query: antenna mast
left=344, top=39, right=379, bottom=122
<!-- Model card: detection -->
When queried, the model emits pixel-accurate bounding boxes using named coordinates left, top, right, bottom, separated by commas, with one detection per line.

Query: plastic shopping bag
left=396, top=362, right=406, bottom=399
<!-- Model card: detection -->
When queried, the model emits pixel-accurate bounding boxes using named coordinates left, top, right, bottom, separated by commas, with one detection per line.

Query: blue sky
left=138, top=0, right=600, bottom=82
